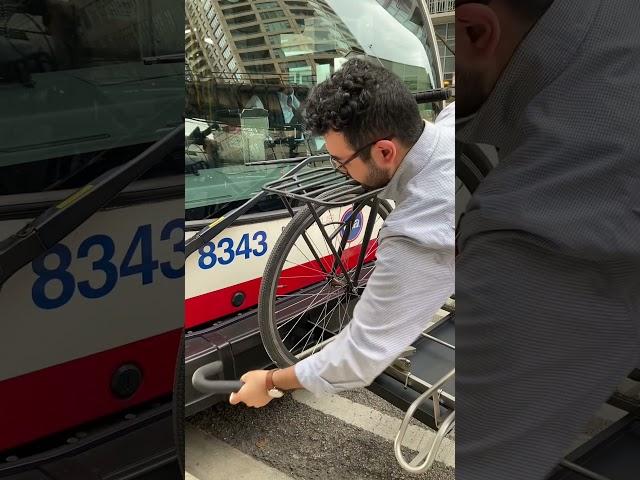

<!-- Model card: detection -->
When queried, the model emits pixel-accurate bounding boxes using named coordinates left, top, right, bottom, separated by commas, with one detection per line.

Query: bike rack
left=262, top=156, right=383, bottom=207
left=394, top=368, right=455, bottom=474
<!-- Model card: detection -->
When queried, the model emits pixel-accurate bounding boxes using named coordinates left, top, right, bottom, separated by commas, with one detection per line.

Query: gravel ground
left=339, top=388, right=456, bottom=441
left=338, top=389, right=406, bottom=419
left=189, top=394, right=455, bottom=480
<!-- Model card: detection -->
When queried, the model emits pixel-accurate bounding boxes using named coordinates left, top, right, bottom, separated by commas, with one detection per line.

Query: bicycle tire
left=258, top=199, right=392, bottom=367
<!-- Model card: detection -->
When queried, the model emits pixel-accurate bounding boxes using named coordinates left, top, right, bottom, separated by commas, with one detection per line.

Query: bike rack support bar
left=394, top=368, right=456, bottom=474
left=286, top=176, right=354, bottom=196
left=273, top=168, right=339, bottom=190
left=185, top=190, right=268, bottom=258
left=421, top=333, right=455, bottom=350
left=262, top=158, right=384, bottom=207
left=186, top=155, right=329, bottom=257
left=557, top=460, right=613, bottom=480
left=192, top=362, right=244, bottom=395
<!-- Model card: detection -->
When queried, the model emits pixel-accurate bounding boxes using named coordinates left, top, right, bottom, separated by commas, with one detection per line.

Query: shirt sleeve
left=294, top=235, right=454, bottom=396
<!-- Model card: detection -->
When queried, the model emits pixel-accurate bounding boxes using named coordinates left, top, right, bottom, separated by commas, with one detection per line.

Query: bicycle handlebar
left=414, top=89, right=451, bottom=104
left=192, top=362, right=244, bottom=394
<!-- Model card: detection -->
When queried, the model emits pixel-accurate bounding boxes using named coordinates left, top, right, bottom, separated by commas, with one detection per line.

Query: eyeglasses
left=330, top=135, right=393, bottom=173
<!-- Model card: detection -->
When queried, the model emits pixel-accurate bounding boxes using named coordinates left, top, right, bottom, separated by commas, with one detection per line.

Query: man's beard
left=362, top=161, right=392, bottom=190
left=455, top=66, right=489, bottom=118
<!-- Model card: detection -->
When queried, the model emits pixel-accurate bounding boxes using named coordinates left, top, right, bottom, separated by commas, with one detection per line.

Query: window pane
left=226, top=14, right=257, bottom=26
left=185, top=0, right=442, bottom=219
left=239, top=50, right=272, bottom=61
left=235, top=37, right=267, bottom=49
left=260, top=11, right=285, bottom=20
left=2, top=0, right=183, bottom=195
left=256, top=1, right=279, bottom=9
left=264, top=20, right=292, bottom=32
left=231, top=24, right=262, bottom=36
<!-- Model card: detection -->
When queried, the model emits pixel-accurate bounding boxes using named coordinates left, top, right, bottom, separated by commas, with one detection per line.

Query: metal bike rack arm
left=185, top=154, right=329, bottom=257
left=192, top=361, right=244, bottom=395
left=394, top=368, right=455, bottom=474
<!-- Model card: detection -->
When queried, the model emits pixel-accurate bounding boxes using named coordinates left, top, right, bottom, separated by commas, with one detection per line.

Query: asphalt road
left=187, top=387, right=455, bottom=480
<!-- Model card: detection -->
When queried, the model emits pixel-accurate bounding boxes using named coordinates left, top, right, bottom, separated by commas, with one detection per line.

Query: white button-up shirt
left=294, top=104, right=455, bottom=395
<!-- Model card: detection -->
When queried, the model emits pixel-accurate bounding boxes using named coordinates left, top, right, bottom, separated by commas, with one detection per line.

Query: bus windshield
left=185, top=0, right=441, bottom=221
left=0, top=0, right=183, bottom=196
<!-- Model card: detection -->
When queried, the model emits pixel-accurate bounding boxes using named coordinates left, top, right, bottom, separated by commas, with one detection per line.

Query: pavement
left=187, top=387, right=455, bottom=480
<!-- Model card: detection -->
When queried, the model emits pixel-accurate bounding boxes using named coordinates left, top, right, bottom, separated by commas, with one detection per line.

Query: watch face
left=268, top=388, right=284, bottom=398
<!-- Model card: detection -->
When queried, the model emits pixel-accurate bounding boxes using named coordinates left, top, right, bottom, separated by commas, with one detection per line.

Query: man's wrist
left=272, top=368, right=282, bottom=390
left=266, top=368, right=276, bottom=391
left=266, top=365, right=304, bottom=392
left=265, top=369, right=285, bottom=398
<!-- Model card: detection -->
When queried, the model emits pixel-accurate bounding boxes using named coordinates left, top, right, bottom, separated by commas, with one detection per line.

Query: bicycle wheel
left=258, top=198, right=392, bottom=367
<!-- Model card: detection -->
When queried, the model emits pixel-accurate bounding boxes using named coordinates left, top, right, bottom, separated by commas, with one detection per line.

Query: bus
left=184, top=0, right=445, bottom=413
left=0, top=1, right=183, bottom=478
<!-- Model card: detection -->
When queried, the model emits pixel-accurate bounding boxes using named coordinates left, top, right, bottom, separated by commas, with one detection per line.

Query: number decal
left=197, top=231, right=268, bottom=269
left=160, top=218, right=184, bottom=279
left=120, top=225, right=159, bottom=285
left=235, top=233, right=251, bottom=259
left=217, top=238, right=235, bottom=265
left=253, top=231, right=268, bottom=257
left=30, top=218, right=184, bottom=310
left=77, top=235, right=118, bottom=299
left=198, top=242, right=217, bottom=269
left=32, top=244, right=75, bottom=309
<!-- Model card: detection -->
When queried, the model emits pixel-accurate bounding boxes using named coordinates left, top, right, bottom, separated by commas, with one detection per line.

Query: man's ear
left=456, top=3, right=501, bottom=61
left=372, top=139, right=397, bottom=167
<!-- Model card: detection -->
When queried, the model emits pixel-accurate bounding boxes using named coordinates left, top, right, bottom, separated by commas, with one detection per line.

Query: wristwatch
left=266, top=369, right=284, bottom=398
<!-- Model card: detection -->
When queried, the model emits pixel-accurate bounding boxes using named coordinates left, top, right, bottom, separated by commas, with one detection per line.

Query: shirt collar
left=379, top=120, right=436, bottom=202
left=456, top=0, right=600, bottom=149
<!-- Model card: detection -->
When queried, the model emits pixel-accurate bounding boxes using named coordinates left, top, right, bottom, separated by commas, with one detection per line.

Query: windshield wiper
left=0, top=124, right=184, bottom=289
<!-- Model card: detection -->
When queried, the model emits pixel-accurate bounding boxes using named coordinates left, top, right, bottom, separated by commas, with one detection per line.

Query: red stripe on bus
left=185, top=240, right=377, bottom=329
left=0, top=328, right=182, bottom=452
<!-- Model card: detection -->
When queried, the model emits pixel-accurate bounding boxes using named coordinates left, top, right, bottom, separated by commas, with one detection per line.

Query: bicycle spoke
left=275, top=279, right=332, bottom=316
left=292, top=239, right=322, bottom=267
left=295, top=296, right=343, bottom=355
left=310, top=299, right=343, bottom=355
left=297, top=300, right=331, bottom=353
left=283, top=259, right=328, bottom=275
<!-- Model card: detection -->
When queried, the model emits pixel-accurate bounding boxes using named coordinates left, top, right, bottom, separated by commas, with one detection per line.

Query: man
left=229, top=58, right=455, bottom=406
left=455, top=1, right=640, bottom=479
left=277, top=86, right=301, bottom=125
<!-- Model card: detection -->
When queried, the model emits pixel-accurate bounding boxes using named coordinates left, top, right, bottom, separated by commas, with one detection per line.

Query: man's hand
left=229, top=370, right=272, bottom=408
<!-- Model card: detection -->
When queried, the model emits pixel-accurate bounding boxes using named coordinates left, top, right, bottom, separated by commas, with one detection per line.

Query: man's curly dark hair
left=304, top=58, right=423, bottom=160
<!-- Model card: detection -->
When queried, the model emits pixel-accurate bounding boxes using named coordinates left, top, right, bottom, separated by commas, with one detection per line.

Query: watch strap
left=266, top=369, right=279, bottom=392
